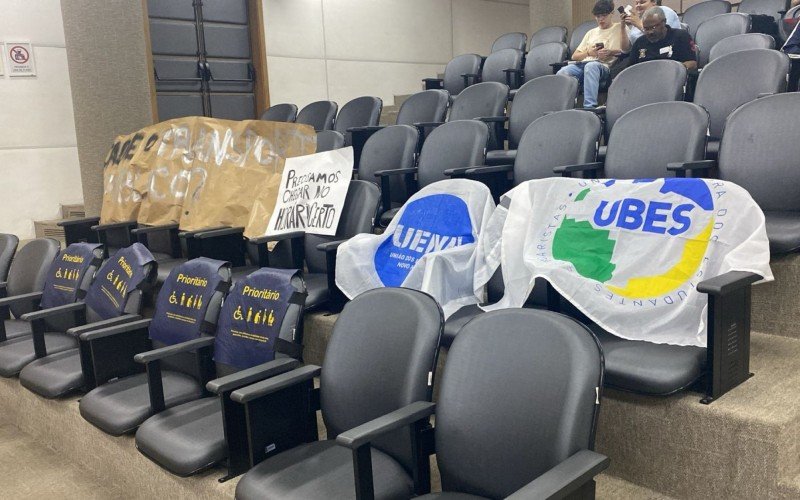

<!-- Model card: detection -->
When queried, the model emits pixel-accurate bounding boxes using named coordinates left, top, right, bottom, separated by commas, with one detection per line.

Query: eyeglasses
left=642, top=20, right=665, bottom=32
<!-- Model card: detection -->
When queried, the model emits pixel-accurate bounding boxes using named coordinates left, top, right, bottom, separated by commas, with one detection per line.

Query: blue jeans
left=557, top=61, right=609, bottom=108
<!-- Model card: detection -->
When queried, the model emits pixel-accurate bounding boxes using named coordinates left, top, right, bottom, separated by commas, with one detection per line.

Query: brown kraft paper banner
left=99, top=131, right=152, bottom=224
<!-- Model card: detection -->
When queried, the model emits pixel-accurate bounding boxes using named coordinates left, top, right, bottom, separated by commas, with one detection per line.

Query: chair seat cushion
left=79, top=371, right=203, bottom=435
left=0, top=332, right=78, bottom=377
left=235, top=440, right=413, bottom=500
left=590, top=325, right=706, bottom=395
left=764, top=211, right=800, bottom=254
left=485, top=149, right=517, bottom=166
left=305, top=273, right=330, bottom=310
left=136, top=397, right=224, bottom=476
left=3, top=319, right=31, bottom=341
left=19, top=348, right=83, bottom=398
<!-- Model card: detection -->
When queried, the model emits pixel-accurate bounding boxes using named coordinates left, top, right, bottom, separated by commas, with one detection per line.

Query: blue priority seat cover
left=214, top=268, right=305, bottom=369
left=85, top=243, right=156, bottom=320
left=40, top=243, right=103, bottom=309
left=148, top=258, right=230, bottom=346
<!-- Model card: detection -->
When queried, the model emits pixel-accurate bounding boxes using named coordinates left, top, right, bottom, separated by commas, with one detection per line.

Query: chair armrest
left=316, top=240, right=347, bottom=253
left=179, top=226, right=230, bottom=239
left=443, top=166, right=477, bottom=177
left=374, top=167, right=418, bottom=177
left=553, top=162, right=603, bottom=176
left=0, top=291, right=42, bottom=309
left=91, top=220, right=138, bottom=231
left=475, top=116, right=508, bottom=123
left=336, top=401, right=436, bottom=450
left=130, top=223, right=179, bottom=235
left=347, top=126, right=384, bottom=133
left=193, top=226, right=244, bottom=240
left=79, top=318, right=152, bottom=341
left=413, top=121, right=445, bottom=130
left=20, top=301, right=85, bottom=322
left=503, top=68, right=524, bottom=75
left=134, top=336, right=214, bottom=364
left=206, top=357, right=301, bottom=394
left=247, top=231, right=306, bottom=246
left=230, top=365, right=321, bottom=404
left=506, top=450, right=610, bottom=500
left=551, top=61, right=569, bottom=71
left=422, top=78, right=444, bottom=83
left=66, top=314, right=141, bottom=337
left=464, top=164, right=514, bottom=176
left=697, top=271, right=761, bottom=296
left=666, top=160, right=716, bottom=178
left=58, top=216, right=100, bottom=227
left=577, top=105, right=606, bottom=115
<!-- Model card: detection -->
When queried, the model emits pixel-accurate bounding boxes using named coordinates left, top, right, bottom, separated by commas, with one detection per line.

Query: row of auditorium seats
left=0, top=237, right=609, bottom=498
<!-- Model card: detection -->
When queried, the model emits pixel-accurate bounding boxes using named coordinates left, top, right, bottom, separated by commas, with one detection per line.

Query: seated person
left=557, top=0, right=625, bottom=108
left=628, top=7, right=697, bottom=71
left=620, top=0, right=683, bottom=54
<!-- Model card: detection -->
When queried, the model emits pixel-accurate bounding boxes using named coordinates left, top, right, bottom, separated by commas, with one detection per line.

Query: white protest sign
left=6, top=42, right=36, bottom=77
left=265, top=147, right=352, bottom=236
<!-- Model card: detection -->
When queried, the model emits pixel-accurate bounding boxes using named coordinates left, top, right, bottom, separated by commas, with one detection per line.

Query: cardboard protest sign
left=99, top=131, right=151, bottom=223
left=475, top=178, right=773, bottom=346
left=244, top=147, right=352, bottom=239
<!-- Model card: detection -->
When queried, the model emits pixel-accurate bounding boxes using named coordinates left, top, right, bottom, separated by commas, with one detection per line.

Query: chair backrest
left=84, top=249, right=154, bottom=325
left=514, top=109, right=601, bottom=184
left=259, top=103, right=298, bottom=122
left=605, top=101, right=709, bottom=179
left=417, top=120, right=489, bottom=189
left=448, top=81, right=508, bottom=122
left=508, top=75, right=577, bottom=149
left=695, top=13, right=751, bottom=67
left=523, top=41, right=568, bottom=82
left=695, top=48, right=789, bottom=137
left=0, top=234, right=19, bottom=282
left=717, top=93, right=800, bottom=211
left=358, top=125, right=419, bottom=206
left=315, top=130, right=344, bottom=153
left=6, top=238, right=60, bottom=319
left=320, top=287, right=442, bottom=473
left=491, top=32, right=527, bottom=52
left=737, top=0, right=785, bottom=21
left=443, top=54, right=483, bottom=96
left=85, top=243, right=157, bottom=321
left=683, top=0, right=733, bottom=39
left=708, top=32, right=775, bottom=61
left=305, top=180, right=380, bottom=274
left=296, top=100, right=338, bottom=131
left=396, top=90, right=449, bottom=126
left=570, top=21, right=597, bottom=55
left=530, top=26, right=568, bottom=47
left=605, top=59, right=687, bottom=139
left=480, top=48, right=524, bottom=87
left=334, top=96, right=382, bottom=145
left=436, top=309, right=602, bottom=498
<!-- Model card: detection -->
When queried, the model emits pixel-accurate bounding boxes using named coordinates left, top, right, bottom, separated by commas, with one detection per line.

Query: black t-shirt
left=629, top=26, right=697, bottom=65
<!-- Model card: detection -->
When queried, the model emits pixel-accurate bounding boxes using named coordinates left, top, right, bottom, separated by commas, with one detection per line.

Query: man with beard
left=628, top=7, right=697, bottom=71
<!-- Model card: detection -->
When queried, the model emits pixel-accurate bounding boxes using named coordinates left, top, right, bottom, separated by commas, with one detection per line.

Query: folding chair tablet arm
left=476, top=116, right=508, bottom=124
left=130, top=223, right=179, bottom=235
left=230, top=364, right=321, bottom=404
left=66, top=314, right=141, bottom=337
left=22, top=301, right=87, bottom=358
left=92, top=220, right=138, bottom=232
left=505, top=449, right=610, bottom=500
left=59, top=217, right=101, bottom=245
left=553, top=162, right=603, bottom=178
left=180, top=226, right=246, bottom=265
left=131, top=223, right=182, bottom=258
left=79, top=318, right=153, bottom=388
left=78, top=318, right=152, bottom=342
left=135, top=336, right=215, bottom=412
left=317, top=239, right=349, bottom=313
left=666, top=159, right=717, bottom=177
left=206, top=357, right=301, bottom=395
left=0, top=291, right=43, bottom=340
left=422, top=78, right=444, bottom=90
left=191, top=226, right=245, bottom=240
left=464, top=164, right=514, bottom=177
left=59, top=216, right=100, bottom=227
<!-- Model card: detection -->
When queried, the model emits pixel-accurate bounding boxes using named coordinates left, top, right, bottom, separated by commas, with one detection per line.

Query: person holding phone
left=557, top=0, right=625, bottom=108
left=620, top=0, right=682, bottom=54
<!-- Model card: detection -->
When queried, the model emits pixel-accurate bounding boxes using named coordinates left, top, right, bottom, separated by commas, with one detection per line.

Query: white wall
left=0, top=0, right=82, bottom=239
left=263, top=0, right=531, bottom=108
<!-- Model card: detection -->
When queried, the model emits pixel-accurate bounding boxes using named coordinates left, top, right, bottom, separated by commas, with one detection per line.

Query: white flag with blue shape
left=336, top=179, right=494, bottom=317
left=475, top=178, right=773, bottom=347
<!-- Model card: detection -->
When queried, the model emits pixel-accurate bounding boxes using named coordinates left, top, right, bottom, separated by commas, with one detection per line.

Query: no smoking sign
left=5, top=42, right=36, bottom=77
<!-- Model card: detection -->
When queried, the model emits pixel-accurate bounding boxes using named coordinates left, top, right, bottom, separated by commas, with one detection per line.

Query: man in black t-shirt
left=629, top=7, right=697, bottom=71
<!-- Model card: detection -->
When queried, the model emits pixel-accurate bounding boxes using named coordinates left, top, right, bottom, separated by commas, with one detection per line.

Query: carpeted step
left=752, top=252, right=800, bottom=340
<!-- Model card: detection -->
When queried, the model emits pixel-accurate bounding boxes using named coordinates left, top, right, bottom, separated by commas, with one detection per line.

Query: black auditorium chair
left=78, top=258, right=231, bottom=435
left=334, top=309, right=608, bottom=500
left=245, top=180, right=380, bottom=312
left=0, top=233, right=19, bottom=281
left=491, top=32, right=527, bottom=52
left=707, top=32, right=775, bottom=61
left=695, top=13, right=751, bottom=68
left=737, top=0, right=785, bottom=22
left=349, top=89, right=449, bottom=160
left=694, top=48, right=789, bottom=159
left=682, top=0, right=732, bottom=40
left=485, top=75, right=578, bottom=168
left=557, top=101, right=709, bottom=180
left=315, top=130, right=345, bottom=153
left=260, top=103, right=298, bottom=122
left=479, top=48, right=525, bottom=90
left=135, top=268, right=306, bottom=477
left=422, top=54, right=482, bottom=96
left=530, top=25, right=568, bottom=46
left=356, top=125, right=419, bottom=218
left=0, top=238, right=60, bottom=344
left=377, top=120, right=489, bottom=226
left=232, top=287, right=443, bottom=500
left=296, top=100, right=338, bottom=131
left=515, top=41, right=569, bottom=94
left=19, top=244, right=156, bottom=398
left=569, top=21, right=597, bottom=55
left=683, top=93, right=800, bottom=254
left=334, top=95, right=382, bottom=148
